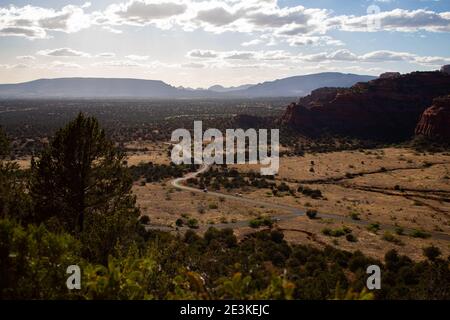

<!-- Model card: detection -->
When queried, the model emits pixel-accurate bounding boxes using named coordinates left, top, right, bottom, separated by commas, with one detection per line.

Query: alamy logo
left=171, top=121, right=280, bottom=175
left=66, top=265, right=81, bottom=290
left=366, top=265, right=381, bottom=290
left=367, top=5, right=381, bottom=31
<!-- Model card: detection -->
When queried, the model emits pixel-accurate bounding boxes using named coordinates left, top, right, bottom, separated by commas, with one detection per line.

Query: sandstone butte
left=281, top=66, right=450, bottom=141
left=415, top=95, right=450, bottom=139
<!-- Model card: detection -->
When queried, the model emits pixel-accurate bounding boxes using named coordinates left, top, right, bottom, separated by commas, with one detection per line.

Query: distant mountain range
left=208, top=84, right=254, bottom=93
left=0, top=73, right=377, bottom=99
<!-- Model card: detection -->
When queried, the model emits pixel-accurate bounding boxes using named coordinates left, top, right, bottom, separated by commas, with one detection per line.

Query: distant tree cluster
left=281, top=133, right=385, bottom=156
left=130, top=162, right=197, bottom=183
left=190, top=167, right=323, bottom=199
left=297, top=185, right=323, bottom=199
left=188, top=167, right=276, bottom=191
left=0, top=99, right=286, bottom=158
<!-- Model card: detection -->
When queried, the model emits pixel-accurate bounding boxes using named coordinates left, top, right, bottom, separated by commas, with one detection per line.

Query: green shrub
left=208, top=203, right=218, bottom=210
left=249, top=217, right=273, bottom=229
left=322, top=227, right=352, bottom=238
left=297, top=185, right=322, bottom=199
left=187, top=219, right=199, bottom=229
left=349, top=212, right=360, bottom=220
left=306, top=209, right=318, bottom=219
left=423, top=246, right=441, bottom=261
left=410, top=229, right=431, bottom=239
left=382, top=232, right=403, bottom=246
left=0, top=219, right=81, bottom=299
left=332, top=229, right=346, bottom=237
left=139, top=215, right=150, bottom=225
left=367, top=223, right=381, bottom=233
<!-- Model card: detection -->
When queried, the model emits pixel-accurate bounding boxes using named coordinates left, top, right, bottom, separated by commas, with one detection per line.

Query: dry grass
left=134, top=183, right=287, bottom=228
left=125, top=141, right=171, bottom=166
left=13, top=143, right=450, bottom=261
left=226, top=148, right=450, bottom=260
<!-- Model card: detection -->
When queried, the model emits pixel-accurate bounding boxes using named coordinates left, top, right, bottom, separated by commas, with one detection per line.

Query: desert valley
left=2, top=67, right=450, bottom=264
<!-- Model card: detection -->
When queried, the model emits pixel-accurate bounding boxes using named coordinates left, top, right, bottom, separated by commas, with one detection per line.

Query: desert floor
left=134, top=146, right=450, bottom=261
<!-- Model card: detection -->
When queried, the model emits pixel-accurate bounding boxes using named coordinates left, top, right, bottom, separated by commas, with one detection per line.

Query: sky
left=0, top=0, right=450, bottom=88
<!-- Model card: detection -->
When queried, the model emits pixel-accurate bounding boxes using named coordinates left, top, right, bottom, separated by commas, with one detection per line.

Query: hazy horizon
left=0, top=70, right=381, bottom=89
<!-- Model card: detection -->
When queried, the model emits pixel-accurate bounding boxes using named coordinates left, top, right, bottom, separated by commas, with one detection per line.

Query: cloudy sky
left=0, top=0, right=450, bottom=88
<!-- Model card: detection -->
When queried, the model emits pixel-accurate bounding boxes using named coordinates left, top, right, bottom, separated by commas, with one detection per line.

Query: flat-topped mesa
left=379, top=72, right=401, bottom=79
left=281, top=69, right=450, bottom=141
left=415, top=95, right=450, bottom=139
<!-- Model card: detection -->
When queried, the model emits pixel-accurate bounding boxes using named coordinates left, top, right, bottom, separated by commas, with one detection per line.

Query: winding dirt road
left=165, top=165, right=450, bottom=241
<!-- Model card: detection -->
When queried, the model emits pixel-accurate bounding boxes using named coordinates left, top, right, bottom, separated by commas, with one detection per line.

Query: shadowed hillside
left=281, top=69, right=450, bottom=141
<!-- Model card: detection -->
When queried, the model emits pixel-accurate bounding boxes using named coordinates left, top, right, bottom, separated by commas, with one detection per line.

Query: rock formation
left=441, top=65, right=450, bottom=75
left=415, top=96, right=450, bottom=139
left=380, top=72, right=401, bottom=79
left=281, top=70, right=450, bottom=141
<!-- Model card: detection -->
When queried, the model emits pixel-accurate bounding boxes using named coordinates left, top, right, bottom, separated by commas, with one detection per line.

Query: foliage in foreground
left=1, top=218, right=449, bottom=300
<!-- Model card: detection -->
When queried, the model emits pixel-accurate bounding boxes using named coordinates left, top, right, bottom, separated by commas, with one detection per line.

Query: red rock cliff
left=415, top=96, right=450, bottom=139
left=281, top=71, right=450, bottom=140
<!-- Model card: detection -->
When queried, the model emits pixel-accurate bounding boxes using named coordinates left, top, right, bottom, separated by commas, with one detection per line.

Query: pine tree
left=30, top=113, right=138, bottom=234
left=0, top=126, right=9, bottom=159
left=0, top=127, right=30, bottom=220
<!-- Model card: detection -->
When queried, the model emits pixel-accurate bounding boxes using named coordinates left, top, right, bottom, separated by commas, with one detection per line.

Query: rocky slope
left=281, top=70, right=450, bottom=141
left=415, top=95, right=450, bottom=139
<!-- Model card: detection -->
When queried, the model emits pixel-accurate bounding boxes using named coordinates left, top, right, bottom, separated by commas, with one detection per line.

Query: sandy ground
left=224, top=148, right=450, bottom=260
left=135, top=183, right=286, bottom=227
left=135, top=147, right=450, bottom=260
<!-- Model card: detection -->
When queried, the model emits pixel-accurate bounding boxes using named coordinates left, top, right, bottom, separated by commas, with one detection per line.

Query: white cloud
left=187, top=49, right=219, bottom=58
left=11, top=63, right=30, bottom=69
left=49, top=60, right=83, bottom=69
left=101, top=25, right=123, bottom=34
left=37, top=48, right=91, bottom=57
left=91, top=1, right=450, bottom=40
left=187, top=49, right=295, bottom=65
left=0, top=26, right=46, bottom=39
left=16, top=55, right=36, bottom=61
left=334, top=9, right=450, bottom=33
left=241, top=39, right=263, bottom=47
left=96, top=52, right=116, bottom=58
left=92, top=60, right=145, bottom=67
left=1, top=1, right=449, bottom=56
left=0, top=63, right=31, bottom=69
left=186, top=1, right=331, bottom=38
left=360, top=50, right=416, bottom=62
left=125, top=54, right=150, bottom=61
left=195, top=6, right=240, bottom=26
left=298, top=49, right=450, bottom=66
left=286, top=35, right=344, bottom=47
left=95, top=0, right=187, bottom=30
left=224, top=51, right=255, bottom=60
left=0, top=4, right=91, bottom=39
left=1, top=2, right=449, bottom=45
left=181, top=62, right=206, bottom=69
left=413, top=55, right=450, bottom=66
left=91, top=59, right=178, bottom=69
